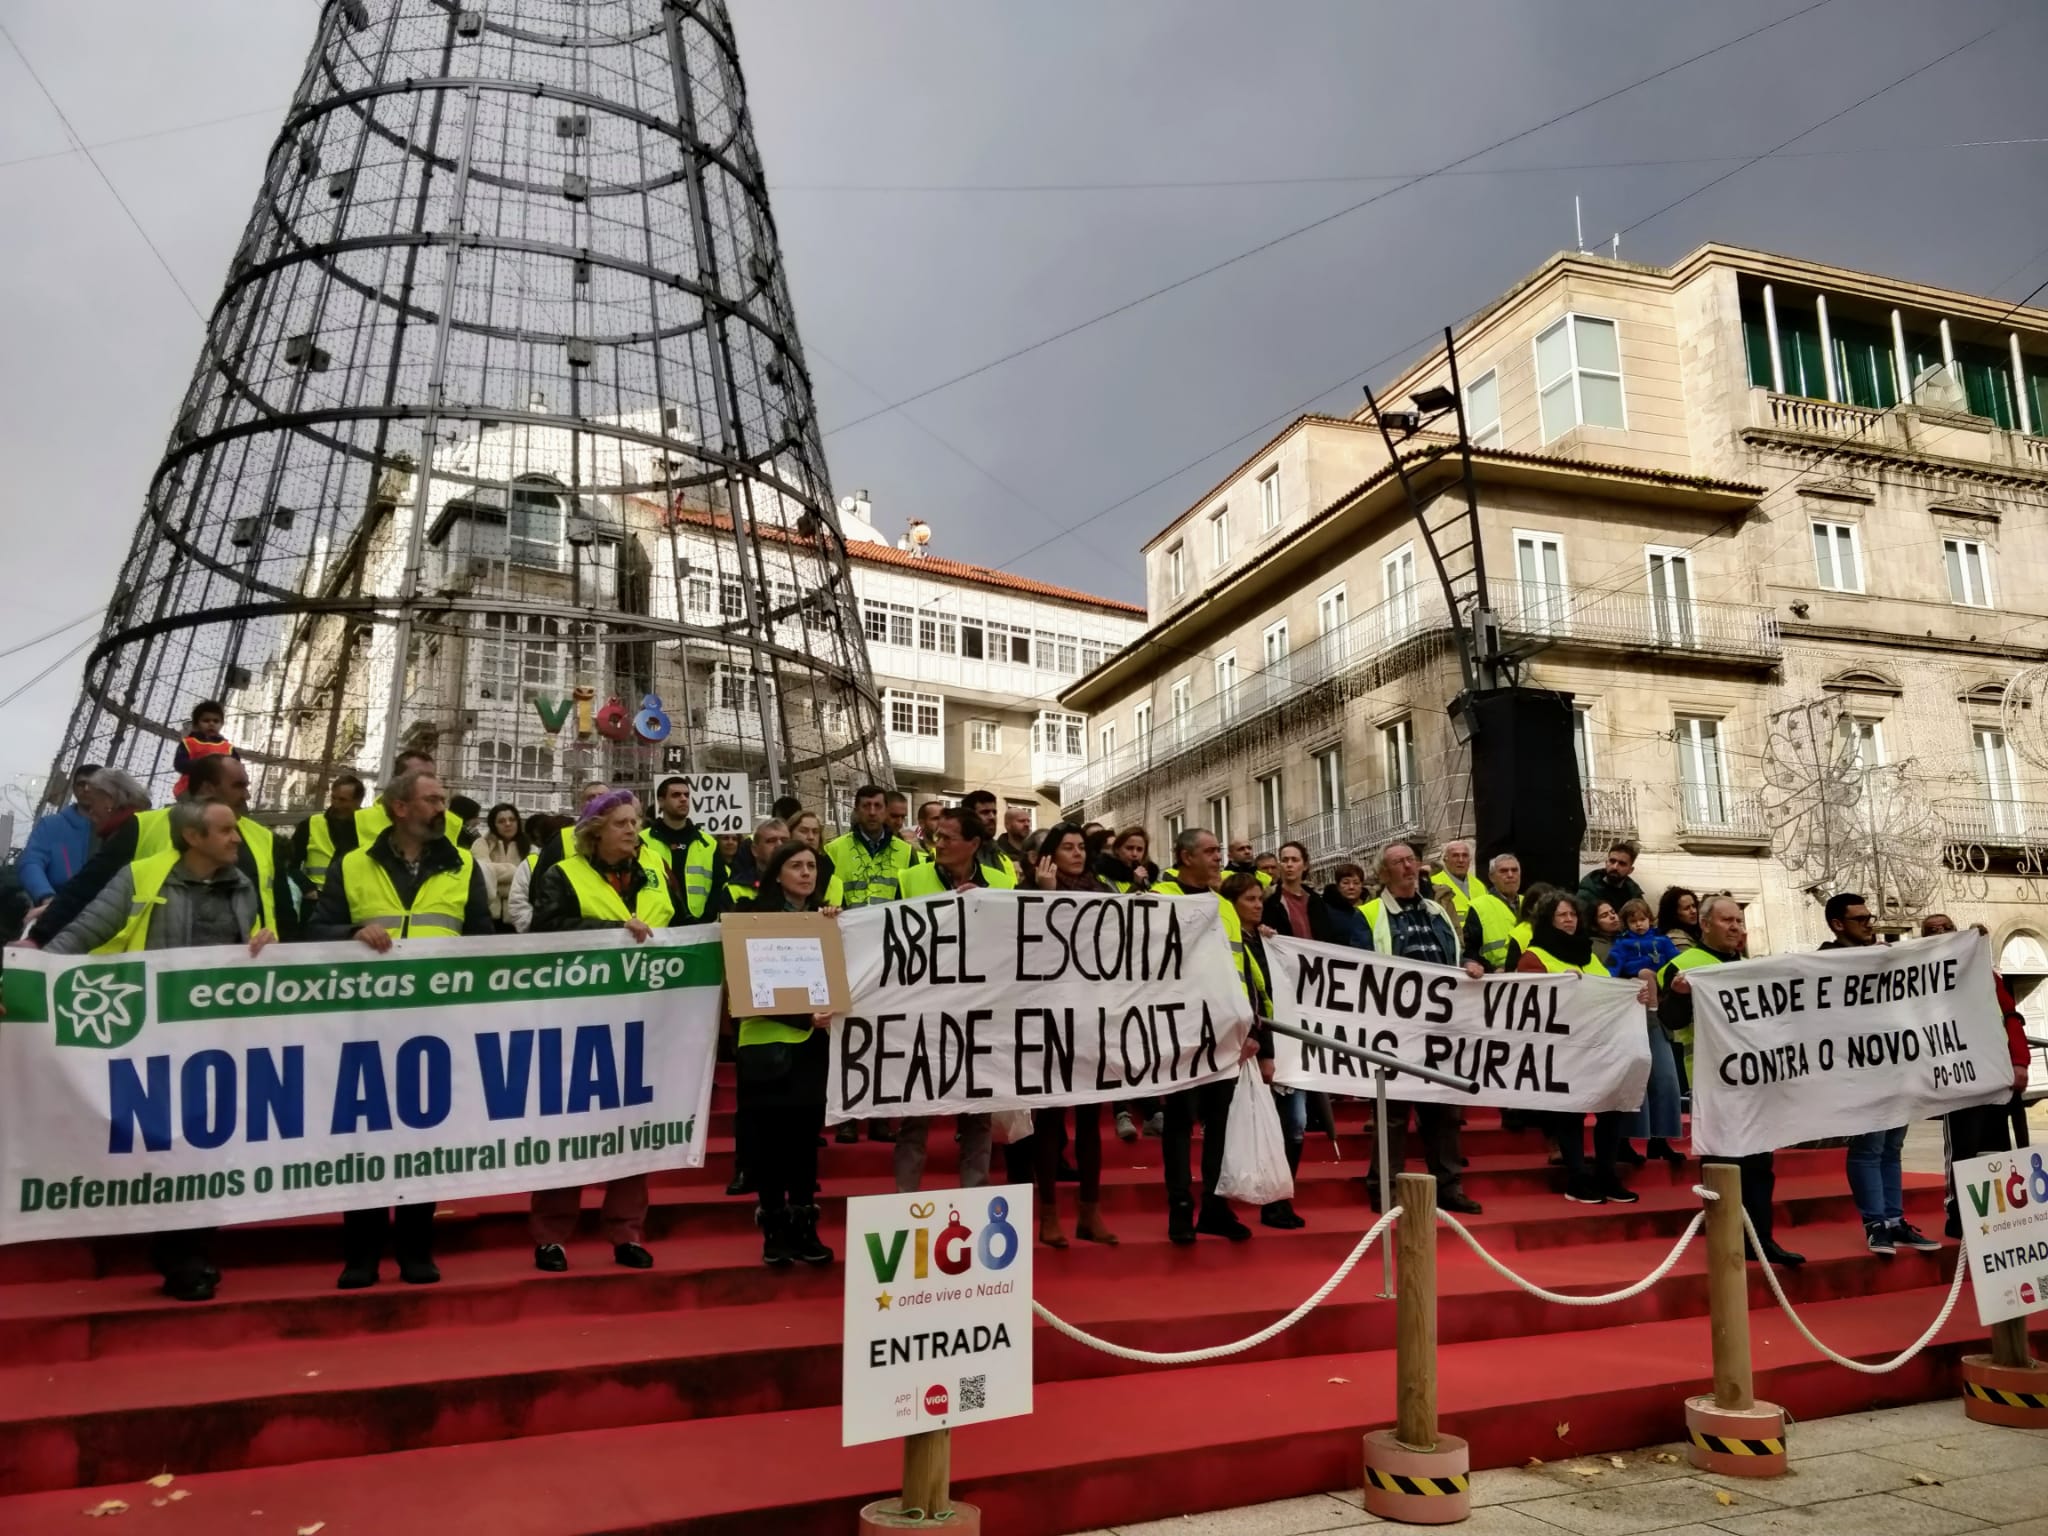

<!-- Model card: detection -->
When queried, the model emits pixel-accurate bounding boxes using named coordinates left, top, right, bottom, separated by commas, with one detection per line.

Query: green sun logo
left=53, top=963, right=148, bottom=1049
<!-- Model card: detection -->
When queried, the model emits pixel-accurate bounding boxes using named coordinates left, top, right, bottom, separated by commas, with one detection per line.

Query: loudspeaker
left=1468, top=687, right=1585, bottom=894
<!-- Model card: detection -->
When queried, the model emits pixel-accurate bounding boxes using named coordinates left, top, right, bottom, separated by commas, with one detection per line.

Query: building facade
left=1058, top=244, right=2048, bottom=1012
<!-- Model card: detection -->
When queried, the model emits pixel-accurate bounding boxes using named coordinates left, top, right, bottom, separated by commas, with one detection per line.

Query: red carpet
left=0, top=1076, right=2023, bottom=1534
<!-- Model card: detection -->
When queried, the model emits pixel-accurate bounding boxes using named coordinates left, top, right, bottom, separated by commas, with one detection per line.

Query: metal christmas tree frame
left=49, top=0, right=886, bottom=814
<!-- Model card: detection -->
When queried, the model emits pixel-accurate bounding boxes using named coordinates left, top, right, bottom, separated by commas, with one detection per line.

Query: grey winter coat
left=43, top=862, right=261, bottom=955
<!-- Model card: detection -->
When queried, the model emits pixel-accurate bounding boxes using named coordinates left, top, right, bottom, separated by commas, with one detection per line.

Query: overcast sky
left=0, top=0, right=2042, bottom=789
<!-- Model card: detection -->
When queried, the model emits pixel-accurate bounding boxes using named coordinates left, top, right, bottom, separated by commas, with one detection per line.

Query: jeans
left=1845, top=1125, right=1908, bottom=1227
left=894, top=1115, right=992, bottom=1192
left=1626, top=1016, right=1683, bottom=1141
left=1273, top=1086, right=1308, bottom=1144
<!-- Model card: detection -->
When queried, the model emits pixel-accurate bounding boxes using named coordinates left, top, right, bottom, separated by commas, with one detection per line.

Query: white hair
left=1700, top=893, right=1743, bottom=924
left=87, top=768, right=151, bottom=813
left=1488, top=851, right=1520, bottom=876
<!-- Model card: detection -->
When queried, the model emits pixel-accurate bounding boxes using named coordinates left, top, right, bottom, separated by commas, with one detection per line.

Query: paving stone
left=1781, top=1410, right=1928, bottom=1456
left=1694, top=1449, right=1928, bottom=1507
left=1712, top=1490, right=1994, bottom=1536
left=1865, top=1426, right=2048, bottom=1479
left=1114, top=1493, right=1373, bottom=1535
left=1897, top=1462, right=2048, bottom=1526
left=1506, top=1475, right=1773, bottom=1534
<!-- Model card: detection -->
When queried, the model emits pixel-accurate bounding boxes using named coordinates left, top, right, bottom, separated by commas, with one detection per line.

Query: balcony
left=886, top=732, right=946, bottom=773
left=1581, top=778, right=1638, bottom=848
left=1495, top=582, right=1780, bottom=665
left=1344, top=786, right=1425, bottom=854
left=1676, top=784, right=1772, bottom=846
left=1753, top=390, right=1887, bottom=441
left=1060, top=585, right=1452, bottom=809
left=1936, top=796, right=2043, bottom=848
left=1030, top=747, right=1085, bottom=793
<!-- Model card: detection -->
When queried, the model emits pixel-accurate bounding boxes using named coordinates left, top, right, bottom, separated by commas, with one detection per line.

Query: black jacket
left=302, top=829, right=495, bottom=941
left=1263, top=885, right=1339, bottom=945
left=532, top=855, right=674, bottom=932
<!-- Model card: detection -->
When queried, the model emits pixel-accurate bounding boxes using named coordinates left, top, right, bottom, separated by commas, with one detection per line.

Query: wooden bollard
left=1961, top=1315, right=2048, bottom=1427
left=1685, top=1162, right=1786, bottom=1478
left=1362, top=1172, right=1470, bottom=1524
left=857, top=1428, right=982, bottom=1533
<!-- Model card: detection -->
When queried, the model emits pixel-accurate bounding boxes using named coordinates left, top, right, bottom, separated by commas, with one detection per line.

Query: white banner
left=0, top=930, right=723, bottom=1244
left=687, top=774, right=750, bottom=835
left=1266, top=935, right=1650, bottom=1112
left=1690, top=930, right=2013, bottom=1158
left=842, top=1184, right=1033, bottom=1446
left=829, top=890, right=1253, bottom=1121
left=1954, top=1152, right=2048, bottom=1326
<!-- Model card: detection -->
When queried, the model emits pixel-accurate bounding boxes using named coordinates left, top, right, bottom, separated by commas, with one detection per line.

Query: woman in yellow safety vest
left=1517, top=890, right=1649, bottom=1209
left=526, top=790, right=675, bottom=1275
left=733, top=840, right=839, bottom=1269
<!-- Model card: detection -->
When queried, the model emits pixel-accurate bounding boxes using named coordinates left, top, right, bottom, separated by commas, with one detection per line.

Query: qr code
left=958, top=1374, right=987, bottom=1411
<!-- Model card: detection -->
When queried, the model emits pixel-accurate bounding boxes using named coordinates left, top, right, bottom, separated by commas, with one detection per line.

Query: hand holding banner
left=1265, top=936, right=1650, bottom=1112
left=830, top=890, right=1252, bottom=1122
left=1690, top=929, right=2012, bottom=1158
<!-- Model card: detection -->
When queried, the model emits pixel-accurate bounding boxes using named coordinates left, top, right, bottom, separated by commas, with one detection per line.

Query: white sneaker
left=1115, top=1110, right=1138, bottom=1142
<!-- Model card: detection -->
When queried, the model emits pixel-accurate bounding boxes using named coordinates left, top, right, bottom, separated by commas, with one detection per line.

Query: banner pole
left=902, top=1428, right=950, bottom=1518
left=1685, top=1161, right=1787, bottom=1478
left=1376, top=1067, right=1395, bottom=1300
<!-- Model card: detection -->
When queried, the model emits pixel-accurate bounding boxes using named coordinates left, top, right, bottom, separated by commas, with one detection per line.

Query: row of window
left=1164, top=465, right=1284, bottom=598
left=885, top=695, right=1088, bottom=758
left=1810, top=521, right=1994, bottom=606
left=861, top=601, right=1110, bottom=675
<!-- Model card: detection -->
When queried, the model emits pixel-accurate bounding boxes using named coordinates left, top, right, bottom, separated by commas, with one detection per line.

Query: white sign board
left=0, top=931, right=723, bottom=1243
left=746, top=935, right=831, bottom=1010
left=687, top=773, right=750, bottom=834
left=829, top=890, right=1253, bottom=1122
left=1265, top=936, right=1650, bottom=1112
left=1955, top=1152, right=2048, bottom=1326
left=842, top=1184, right=1033, bottom=1446
left=1690, top=931, right=2014, bottom=1158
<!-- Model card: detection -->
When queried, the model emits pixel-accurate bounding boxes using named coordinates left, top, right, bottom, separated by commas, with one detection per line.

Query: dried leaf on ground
left=1554, top=1420, right=1570, bottom=1439
left=145, top=1475, right=175, bottom=1489
left=166, top=1491, right=190, bottom=1503
left=1715, top=1490, right=1737, bottom=1507
left=1326, top=1376, right=1350, bottom=1385
left=1652, top=1452, right=1680, bottom=1464
left=1567, top=1464, right=1603, bottom=1480
left=297, top=1524, right=326, bottom=1535
left=1525, top=1457, right=1545, bottom=1469
left=150, top=1501, right=167, bottom=1511
left=82, top=1501, right=128, bottom=1518
left=1608, top=1456, right=1626, bottom=1469
left=1909, top=1473, right=1942, bottom=1486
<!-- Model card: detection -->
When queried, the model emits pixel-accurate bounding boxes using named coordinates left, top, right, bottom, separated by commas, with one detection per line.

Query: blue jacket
left=1608, top=929, right=1680, bottom=979
left=19, top=805, right=93, bottom=904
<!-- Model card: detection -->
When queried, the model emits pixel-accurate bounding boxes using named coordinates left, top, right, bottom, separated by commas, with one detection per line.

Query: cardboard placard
left=720, top=910, right=853, bottom=1015
left=685, top=773, right=750, bottom=835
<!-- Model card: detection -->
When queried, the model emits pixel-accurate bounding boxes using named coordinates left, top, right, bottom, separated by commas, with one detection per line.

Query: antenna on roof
left=1611, top=232, right=1620, bottom=259
left=1574, top=194, right=1584, bottom=254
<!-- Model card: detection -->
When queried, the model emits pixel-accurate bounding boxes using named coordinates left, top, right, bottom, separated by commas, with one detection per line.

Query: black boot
left=789, top=1204, right=833, bottom=1266
left=1196, top=1201, right=1253, bottom=1241
left=1260, top=1200, right=1306, bottom=1230
left=1167, top=1197, right=1197, bottom=1246
left=724, top=1165, right=753, bottom=1197
left=759, top=1205, right=793, bottom=1267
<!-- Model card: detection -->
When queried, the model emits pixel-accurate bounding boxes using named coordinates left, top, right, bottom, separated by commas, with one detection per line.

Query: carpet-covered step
left=0, top=1287, right=2022, bottom=1536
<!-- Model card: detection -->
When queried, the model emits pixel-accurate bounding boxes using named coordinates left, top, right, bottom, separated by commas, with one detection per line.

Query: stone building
left=1057, top=243, right=2048, bottom=1009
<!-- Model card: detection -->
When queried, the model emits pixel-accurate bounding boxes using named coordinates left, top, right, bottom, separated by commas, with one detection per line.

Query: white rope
left=1030, top=1207, right=1402, bottom=1365
left=1437, top=1207, right=1708, bottom=1306
left=1741, top=1206, right=1972, bottom=1374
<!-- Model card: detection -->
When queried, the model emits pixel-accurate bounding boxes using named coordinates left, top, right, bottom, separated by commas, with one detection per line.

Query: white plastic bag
left=1214, top=1061, right=1294, bottom=1205
left=990, top=1109, right=1036, bottom=1145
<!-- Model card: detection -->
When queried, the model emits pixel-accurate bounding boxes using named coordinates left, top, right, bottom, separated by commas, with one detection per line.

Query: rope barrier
left=1436, top=1205, right=1708, bottom=1307
left=1031, top=1207, right=1402, bottom=1364
left=1739, top=1205, right=1973, bottom=1375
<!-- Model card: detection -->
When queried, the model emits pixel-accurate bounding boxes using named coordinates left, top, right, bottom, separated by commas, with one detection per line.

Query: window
left=1383, top=544, right=1418, bottom=637
left=1214, top=651, right=1239, bottom=721
left=1975, top=726, right=2023, bottom=835
left=719, top=578, right=747, bottom=622
left=711, top=663, right=756, bottom=713
left=1572, top=707, right=1593, bottom=784
left=1257, top=772, right=1285, bottom=838
left=1514, top=531, right=1567, bottom=630
left=475, top=739, right=513, bottom=781
left=969, top=719, right=1001, bottom=754
left=1034, top=711, right=1085, bottom=757
left=1676, top=715, right=1728, bottom=825
left=1167, top=542, right=1187, bottom=598
left=1099, top=721, right=1116, bottom=760
left=1465, top=369, right=1502, bottom=448
left=1009, top=629, right=1032, bottom=666
left=1317, top=583, right=1349, bottom=636
left=1838, top=716, right=1885, bottom=773
left=1165, top=810, right=1186, bottom=845
left=960, top=619, right=986, bottom=660
left=862, top=603, right=889, bottom=643
left=1055, top=635, right=1078, bottom=673
left=1169, top=676, right=1193, bottom=743
left=1534, top=315, right=1625, bottom=441
left=1210, top=508, right=1230, bottom=568
left=1081, top=639, right=1107, bottom=673
left=1133, top=701, right=1153, bottom=738
left=1313, top=746, right=1344, bottom=814
left=1206, top=795, right=1231, bottom=848
left=508, top=477, right=567, bottom=568
left=889, top=605, right=914, bottom=647
left=1945, top=537, right=1992, bottom=607
left=476, top=613, right=562, bottom=696
left=1811, top=521, right=1863, bottom=594
left=886, top=689, right=942, bottom=738
left=1259, top=467, right=1281, bottom=532
left=687, top=573, right=715, bottom=617
left=1382, top=718, right=1417, bottom=821
left=1645, top=545, right=1696, bottom=646
left=518, top=742, right=553, bottom=781
left=1263, top=618, right=1291, bottom=685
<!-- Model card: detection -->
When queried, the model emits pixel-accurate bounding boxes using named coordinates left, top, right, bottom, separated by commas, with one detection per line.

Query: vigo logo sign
left=533, top=686, right=672, bottom=745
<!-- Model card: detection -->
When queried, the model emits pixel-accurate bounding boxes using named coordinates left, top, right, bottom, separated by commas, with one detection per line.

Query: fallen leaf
left=304, top=1370, right=321, bottom=1379
left=167, top=1491, right=190, bottom=1503
left=1326, top=1376, right=1350, bottom=1385
left=1555, top=1420, right=1571, bottom=1439
left=1909, top=1473, right=1942, bottom=1487
left=1652, top=1453, right=1680, bottom=1465
left=298, top=1524, right=326, bottom=1535
left=151, top=1501, right=167, bottom=1510
left=1715, top=1491, right=1736, bottom=1508
left=1608, top=1456, right=1626, bottom=1469
left=82, top=1501, right=128, bottom=1518
left=146, top=1475, right=175, bottom=1489
left=1567, top=1464, right=1603, bottom=1479
left=1525, top=1457, right=1545, bottom=1469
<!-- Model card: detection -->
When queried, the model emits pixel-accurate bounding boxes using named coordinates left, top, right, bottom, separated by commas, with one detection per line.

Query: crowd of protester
left=5, top=729, right=2036, bottom=1301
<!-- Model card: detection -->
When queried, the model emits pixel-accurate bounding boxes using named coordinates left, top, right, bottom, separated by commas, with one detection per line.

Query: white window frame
left=969, top=718, right=1001, bottom=754
left=1676, top=714, right=1729, bottom=824
left=1098, top=721, right=1117, bottom=760
left=1944, top=536, right=1993, bottom=608
left=884, top=688, right=943, bottom=739
left=1644, top=544, right=1697, bottom=647
left=1258, top=467, right=1282, bottom=533
left=1533, top=313, right=1626, bottom=442
left=1132, top=700, right=1153, bottom=743
left=1811, top=520, right=1864, bottom=594
left=1974, top=725, right=2022, bottom=835
left=1513, top=529, right=1568, bottom=631
left=1465, top=368, right=1502, bottom=448
left=1213, top=650, right=1239, bottom=722
left=1256, top=771, right=1285, bottom=839
left=1165, top=810, right=1186, bottom=846
left=1381, top=717, right=1417, bottom=822
left=1209, top=507, right=1230, bottom=569
left=1317, top=583, right=1349, bottom=636
left=1572, top=707, right=1594, bottom=784
left=1262, top=618, right=1290, bottom=686
left=1839, top=716, right=1885, bottom=774
left=1313, top=745, right=1344, bottom=814
left=1166, top=541, right=1187, bottom=599
left=1206, top=794, right=1232, bottom=849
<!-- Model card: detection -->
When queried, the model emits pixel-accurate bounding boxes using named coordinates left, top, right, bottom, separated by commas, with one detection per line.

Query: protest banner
left=0, top=929, right=723, bottom=1245
left=1690, top=930, right=2012, bottom=1159
left=685, top=773, right=749, bottom=834
left=1265, top=935, right=1650, bottom=1111
left=843, top=1184, right=1033, bottom=1447
left=1954, top=1151, right=2048, bottom=1327
left=830, top=889, right=1252, bottom=1122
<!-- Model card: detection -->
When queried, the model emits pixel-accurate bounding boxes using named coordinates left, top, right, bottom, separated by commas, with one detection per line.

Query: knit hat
left=577, top=788, right=639, bottom=826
